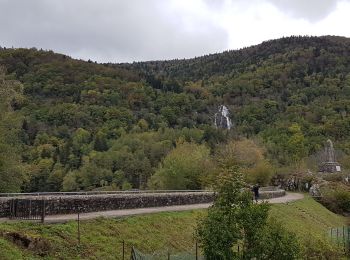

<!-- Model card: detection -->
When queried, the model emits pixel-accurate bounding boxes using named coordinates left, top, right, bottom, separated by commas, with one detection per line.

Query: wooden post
left=41, top=199, right=45, bottom=223
left=167, top=250, right=170, bottom=260
left=122, top=240, right=125, bottom=260
left=195, top=241, right=198, bottom=260
left=77, top=211, right=81, bottom=244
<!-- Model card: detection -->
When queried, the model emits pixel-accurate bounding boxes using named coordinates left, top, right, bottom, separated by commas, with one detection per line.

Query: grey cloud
left=0, top=0, right=228, bottom=62
left=204, top=0, right=345, bottom=22
left=268, top=0, right=344, bottom=22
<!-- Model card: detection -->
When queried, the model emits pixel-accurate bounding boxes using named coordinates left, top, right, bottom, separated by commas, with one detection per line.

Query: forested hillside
left=1, top=35, right=350, bottom=192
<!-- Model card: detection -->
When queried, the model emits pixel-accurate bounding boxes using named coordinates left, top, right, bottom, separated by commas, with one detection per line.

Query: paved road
left=0, top=192, right=304, bottom=224
left=264, top=192, right=304, bottom=204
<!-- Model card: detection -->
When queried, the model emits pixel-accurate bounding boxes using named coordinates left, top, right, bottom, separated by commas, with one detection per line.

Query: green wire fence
left=329, top=226, right=350, bottom=252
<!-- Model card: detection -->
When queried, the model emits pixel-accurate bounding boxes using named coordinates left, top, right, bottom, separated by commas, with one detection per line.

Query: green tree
left=62, top=171, right=80, bottom=191
left=287, top=123, right=307, bottom=163
left=196, top=168, right=300, bottom=259
left=93, top=131, right=108, bottom=151
left=149, top=141, right=213, bottom=189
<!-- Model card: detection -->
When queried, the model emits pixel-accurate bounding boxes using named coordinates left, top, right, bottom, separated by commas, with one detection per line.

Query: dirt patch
left=3, top=231, right=50, bottom=256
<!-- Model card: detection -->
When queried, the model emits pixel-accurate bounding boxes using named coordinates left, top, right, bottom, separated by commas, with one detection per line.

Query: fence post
left=337, top=227, right=339, bottom=246
left=41, top=199, right=45, bottom=223
left=195, top=241, right=198, bottom=260
left=343, top=226, right=345, bottom=250
left=9, top=199, right=13, bottom=219
left=348, top=226, right=350, bottom=252
left=77, top=211, right=81, bottom=244
left=331, top=228, right=333, bottom=241
left=167, top=250, right=170, bottom=260
left=122, top=240, right=125, bottom=260
left=13, top=199, right=17, bottom=219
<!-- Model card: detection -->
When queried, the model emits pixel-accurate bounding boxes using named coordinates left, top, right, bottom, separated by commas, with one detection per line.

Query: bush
left=244, top=160, right=275, bottom=186
left=320, top=186, right=350, bottom=214
left=301, top=235, right=345, bottom=259
left=149, top=141, right=214, bottom=190
left=248, top=219, right=300, bottom=260
left=322, top=173, right=346, bottom=182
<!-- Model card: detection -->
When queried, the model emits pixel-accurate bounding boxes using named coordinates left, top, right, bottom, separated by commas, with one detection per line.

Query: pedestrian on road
left=252, top=184, right=260, bottom=203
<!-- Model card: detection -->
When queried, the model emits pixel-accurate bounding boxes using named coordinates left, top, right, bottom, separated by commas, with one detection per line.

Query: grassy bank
left=0, top=196, right=348, bottom=259
left=271, top=196, right=349, bottom=258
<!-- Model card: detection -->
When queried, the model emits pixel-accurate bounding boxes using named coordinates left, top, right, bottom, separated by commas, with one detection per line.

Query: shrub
left=320, top=185, right=350, bottom=214
left=244, top=160, right=275, bottom=186
left=149, top=141, right=214, bottom=190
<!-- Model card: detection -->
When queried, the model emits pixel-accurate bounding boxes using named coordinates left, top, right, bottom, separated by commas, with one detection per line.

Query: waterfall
left=214, top=105, right=232, bottom=130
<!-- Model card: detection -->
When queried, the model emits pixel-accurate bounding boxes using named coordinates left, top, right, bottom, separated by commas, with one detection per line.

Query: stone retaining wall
left=0, top=192, right=214, bottom=217
left=0, top=188, right=286, bottom=218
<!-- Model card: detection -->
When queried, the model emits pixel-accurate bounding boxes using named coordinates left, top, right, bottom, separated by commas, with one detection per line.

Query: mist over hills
left=0, top=35, right=350, bottom=192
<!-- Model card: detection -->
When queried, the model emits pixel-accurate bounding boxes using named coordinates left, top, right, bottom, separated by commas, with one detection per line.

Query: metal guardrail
left=0, top=190, right=211, bottom=198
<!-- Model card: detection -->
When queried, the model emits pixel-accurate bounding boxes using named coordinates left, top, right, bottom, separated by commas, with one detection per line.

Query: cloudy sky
left=1, top=0, right=350, bottom=63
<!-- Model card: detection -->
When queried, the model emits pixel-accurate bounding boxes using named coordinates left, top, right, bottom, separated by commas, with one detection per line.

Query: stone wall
left=0, top=192, right=214, bottom=217
left=0, top=189, right=286, bottom=218
left=259, top=189, right=286, bottom=199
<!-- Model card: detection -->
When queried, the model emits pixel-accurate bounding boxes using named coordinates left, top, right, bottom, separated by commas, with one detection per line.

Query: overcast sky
left=1, top=0, right=350, bottom=63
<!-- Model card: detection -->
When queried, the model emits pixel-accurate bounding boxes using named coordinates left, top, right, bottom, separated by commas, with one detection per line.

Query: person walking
left=252, top=184, right=260, bottom=203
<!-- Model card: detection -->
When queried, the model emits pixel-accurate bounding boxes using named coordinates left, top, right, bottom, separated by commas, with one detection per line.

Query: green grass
left=270, top=195, right=349, bottom=259
left=0, top=210, right=205, bottom=259
left=270, top=195, right=348, bottom=238
left=0, top=238, right=24, bottom=260
left=0, top=196, right=348, bottom=259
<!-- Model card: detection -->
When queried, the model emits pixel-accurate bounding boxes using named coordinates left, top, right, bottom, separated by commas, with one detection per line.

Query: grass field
left=0, top=195, right=348, bottom=259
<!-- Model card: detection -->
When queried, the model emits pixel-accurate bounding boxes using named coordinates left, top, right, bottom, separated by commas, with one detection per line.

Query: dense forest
left=1, top=35, right=350, bottom=193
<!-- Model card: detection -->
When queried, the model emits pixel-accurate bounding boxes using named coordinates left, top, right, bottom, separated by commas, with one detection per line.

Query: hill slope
left=0, top=36, right=350, bottom=192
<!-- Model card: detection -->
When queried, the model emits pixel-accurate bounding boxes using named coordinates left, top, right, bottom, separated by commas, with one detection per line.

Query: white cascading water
left=214, top=105, right=232, bottom=130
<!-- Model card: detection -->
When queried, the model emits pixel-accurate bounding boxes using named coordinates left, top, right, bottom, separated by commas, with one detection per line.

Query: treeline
left=0, top=36, right=350, bottom=192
